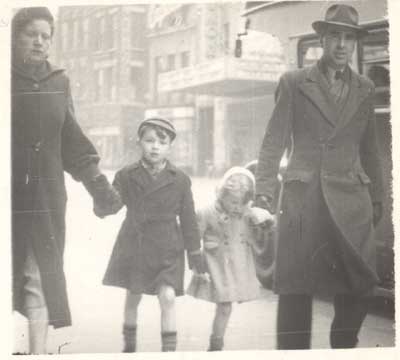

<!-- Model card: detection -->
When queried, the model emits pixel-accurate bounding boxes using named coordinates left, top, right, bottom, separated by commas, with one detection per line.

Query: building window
left=83, top=19, right=89, bottom=49
left=94, top=69, right=103, bottom=102
left=94, top=16, right=106, bottom=50
left=170, top=92, right=181, bottom=105
left=156, top=56, right=168, bottom=72
left=184, top=93, right=195, bottom=104
left=67, top=21, right=73, bottom=49
left=157, top=92, right=169, bottom=106
left=131, top=12, right=145, bottom=48
left=73, top=20, right=79, bottom=49
left=223, top=23, right=230, bottom=52
left=103, top=67, right=114, bottom=101
left=106, top=13, right=117, bottom=49
left=61, top=22, right=68, bottom=51
left=167, top=54, right=175, bottom=71
left=181, top=51, right=190, bottom=68
left=130, top=66, right=144, bottom=100
left=78, top=58, right=88, bottom=99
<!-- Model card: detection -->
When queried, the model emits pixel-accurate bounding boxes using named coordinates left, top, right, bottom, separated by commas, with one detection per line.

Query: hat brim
left=312, top=20, right=369, bottom=37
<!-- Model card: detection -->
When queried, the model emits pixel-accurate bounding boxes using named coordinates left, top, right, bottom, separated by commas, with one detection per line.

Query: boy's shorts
left=23, top=243, right=47, bottom=310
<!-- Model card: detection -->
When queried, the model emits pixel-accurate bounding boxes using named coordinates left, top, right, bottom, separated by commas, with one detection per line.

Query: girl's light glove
left=248, top=206, right=276, bottom=227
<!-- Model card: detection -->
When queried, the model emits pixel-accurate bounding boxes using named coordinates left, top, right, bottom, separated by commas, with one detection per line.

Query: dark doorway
left=197, top=106, right=214, bottom=176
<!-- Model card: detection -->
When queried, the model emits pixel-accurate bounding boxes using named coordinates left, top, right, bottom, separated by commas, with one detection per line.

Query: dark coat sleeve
left=179, top=176, right=201, bottom=252
left=61, top=77, right=100, bottom=182
left=255, top=73, right=294, bottom=205
left=360, top=85, right=384, bottom=204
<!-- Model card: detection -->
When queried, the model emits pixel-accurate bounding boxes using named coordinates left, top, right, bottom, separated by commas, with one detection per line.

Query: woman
left=11, top=7, right=118, bottom=354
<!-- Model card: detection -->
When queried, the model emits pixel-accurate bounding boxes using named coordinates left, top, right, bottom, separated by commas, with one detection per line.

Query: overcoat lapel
left=335, top=70, right=371, bottom=132
left=144, top=168, right=175, bottom=196
left=298, top=65, right=338, bottom=128
left=129, top=163, right=148, bottom=192
left=129, top=162, right=176, bottom=197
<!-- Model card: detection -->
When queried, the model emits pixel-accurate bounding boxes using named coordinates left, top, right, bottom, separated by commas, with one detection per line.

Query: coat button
left=33, top=141, right=41, bottom=151
left=33, top=83, right=39, bottom=90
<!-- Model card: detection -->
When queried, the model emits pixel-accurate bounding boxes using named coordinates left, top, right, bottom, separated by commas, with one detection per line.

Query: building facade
left=55, top=5, right=148, bottom=168
left=147, top=3, right=285, bottom=175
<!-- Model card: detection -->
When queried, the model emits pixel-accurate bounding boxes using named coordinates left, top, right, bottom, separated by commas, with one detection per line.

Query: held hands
left=254, top=195, right=273, bottom=213
left=84, top=174, right=122, bottom=218
left=248, top=206, right=276, bottom=227
left=246, top=198, right=276, bottom=228
left=187, top=250, right=208, bottom=275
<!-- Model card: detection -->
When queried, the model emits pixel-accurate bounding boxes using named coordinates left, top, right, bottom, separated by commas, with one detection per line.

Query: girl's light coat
left=194, top=203, right=263, bottom=303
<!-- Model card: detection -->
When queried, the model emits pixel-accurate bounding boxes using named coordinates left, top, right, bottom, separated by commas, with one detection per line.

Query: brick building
left=55, top=5, right=148, bottom=168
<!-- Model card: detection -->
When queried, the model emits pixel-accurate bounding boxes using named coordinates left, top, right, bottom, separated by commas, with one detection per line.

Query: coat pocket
left=358, top=172, right=371, bottom=185
left=282, top=169, right=314, bottom=183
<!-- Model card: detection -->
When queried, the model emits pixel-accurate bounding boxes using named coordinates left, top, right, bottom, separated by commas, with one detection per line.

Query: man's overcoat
left=256, top=63, right=384, bottom=296
left=102, top=162, right=201, bottom=296
left=12, top=62, right=100, bottom=328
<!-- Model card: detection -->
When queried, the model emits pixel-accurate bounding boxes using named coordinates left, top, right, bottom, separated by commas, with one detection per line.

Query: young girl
left=95, top=118, right=206, bottom=352
left=187, top=167, right=274, bottom=351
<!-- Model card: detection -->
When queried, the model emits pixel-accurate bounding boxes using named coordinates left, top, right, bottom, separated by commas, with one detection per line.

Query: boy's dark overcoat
left=12, top=62, right=100, bottom=328
left=256, top=63, right=384, bottom=296
left=103, top=162, right=201, bottom=295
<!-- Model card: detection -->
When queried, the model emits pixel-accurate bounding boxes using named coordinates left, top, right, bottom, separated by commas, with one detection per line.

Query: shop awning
left=157, top=56, right=286, bottom=97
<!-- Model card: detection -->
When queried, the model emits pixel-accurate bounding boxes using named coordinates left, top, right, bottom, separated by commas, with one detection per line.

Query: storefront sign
left=241, top=30, right=285, bottom=62
left=158, top=57, right=286, bottom=93
left=148, top=4, right=184, bottom=29
left=145, top=107, right=194, bottom=119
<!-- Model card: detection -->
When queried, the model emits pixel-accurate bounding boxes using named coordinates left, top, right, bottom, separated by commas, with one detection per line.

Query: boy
left=95, top=118, right=206, bottom=352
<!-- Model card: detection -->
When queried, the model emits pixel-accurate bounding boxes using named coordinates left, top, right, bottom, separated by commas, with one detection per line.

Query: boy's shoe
left=208, top=335, right=224, bottom=351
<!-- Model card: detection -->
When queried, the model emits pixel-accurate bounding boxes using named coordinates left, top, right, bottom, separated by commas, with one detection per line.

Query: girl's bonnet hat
left=217, top=166, right=255, bottom=198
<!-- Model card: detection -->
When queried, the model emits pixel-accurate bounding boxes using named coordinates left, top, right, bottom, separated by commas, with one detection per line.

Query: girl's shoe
left=161, top=331, right=177, bottom=352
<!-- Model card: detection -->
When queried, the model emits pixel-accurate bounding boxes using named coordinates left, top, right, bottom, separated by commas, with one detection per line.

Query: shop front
left=157, top=34, right=286, bottom=174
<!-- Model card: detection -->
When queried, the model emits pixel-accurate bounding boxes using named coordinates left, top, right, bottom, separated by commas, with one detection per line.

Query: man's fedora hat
left=312, top=4, right=368, bottom=37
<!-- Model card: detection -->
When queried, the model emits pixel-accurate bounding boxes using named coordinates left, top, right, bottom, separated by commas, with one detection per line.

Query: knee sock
left=122, top=324, right=137, bottom=352
left=161, top=331, right=177, bottom=352
left=208, top=335, right=224, bottom=351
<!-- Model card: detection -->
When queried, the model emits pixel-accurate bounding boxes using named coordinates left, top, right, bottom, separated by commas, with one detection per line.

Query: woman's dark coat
left=12, top=62, right=100, bottom=328
left=102, top=162, right=201, bottom=296
left=256, top=64, right=384, bottom=296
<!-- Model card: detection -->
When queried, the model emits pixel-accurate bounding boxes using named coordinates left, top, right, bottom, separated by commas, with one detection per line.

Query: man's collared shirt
left=318, top=59, right=351, bottom=113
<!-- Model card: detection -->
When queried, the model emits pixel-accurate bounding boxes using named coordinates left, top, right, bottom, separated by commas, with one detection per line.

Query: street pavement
left=13, top=175, right=395, bottom=354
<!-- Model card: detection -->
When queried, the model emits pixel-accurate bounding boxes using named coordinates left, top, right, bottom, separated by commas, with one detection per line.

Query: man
left=11, top=7, right=119, bottom=353
left=255, top=4, right=384, bottom=349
